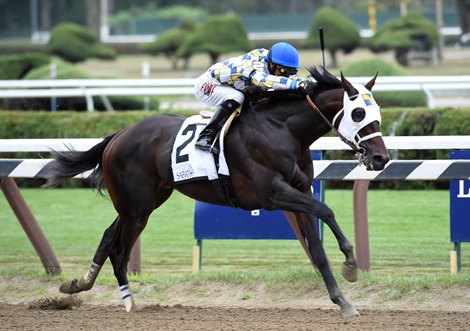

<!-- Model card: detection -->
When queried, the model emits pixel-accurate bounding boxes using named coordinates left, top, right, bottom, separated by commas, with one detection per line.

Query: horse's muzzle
left=366, top=153, right=390, bottom=171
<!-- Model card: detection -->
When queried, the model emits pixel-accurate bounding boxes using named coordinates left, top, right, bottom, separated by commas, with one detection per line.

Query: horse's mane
left=244, top=66, right=342, bottom=109
left=307, top=66, right=342, bottom=93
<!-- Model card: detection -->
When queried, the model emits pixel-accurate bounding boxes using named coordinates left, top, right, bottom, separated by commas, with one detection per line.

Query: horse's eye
left=351, top=107, right=366, bottom=122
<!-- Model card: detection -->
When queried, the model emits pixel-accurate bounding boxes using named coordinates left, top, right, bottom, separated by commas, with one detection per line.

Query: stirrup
left=209, top=141, right=220, bottom=154
left=209, top=131, right=222, bottom=154
left=195, top=142, right=212, bottom=151
left=195, top=140, right=219, bottom=154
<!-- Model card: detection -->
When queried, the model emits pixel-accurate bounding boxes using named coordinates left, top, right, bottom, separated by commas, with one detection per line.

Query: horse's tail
left=42, top=133, right=117, bottom=194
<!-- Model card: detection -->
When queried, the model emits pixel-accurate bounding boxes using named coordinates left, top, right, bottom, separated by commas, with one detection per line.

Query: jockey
left=194, top=41, right=314, bottom=153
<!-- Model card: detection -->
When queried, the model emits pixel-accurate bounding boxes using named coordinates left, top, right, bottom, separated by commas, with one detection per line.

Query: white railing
left=2, top=135, right=470, bottom=153
left=0, top=76, right=469, bottom=111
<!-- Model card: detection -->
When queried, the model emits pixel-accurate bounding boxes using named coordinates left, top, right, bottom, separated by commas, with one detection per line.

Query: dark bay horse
left=43, top=67, right=389, bottom=318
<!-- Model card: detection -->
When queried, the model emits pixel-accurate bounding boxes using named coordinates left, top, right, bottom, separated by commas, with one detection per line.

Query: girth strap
left=210, top=150, right=240, bottom=208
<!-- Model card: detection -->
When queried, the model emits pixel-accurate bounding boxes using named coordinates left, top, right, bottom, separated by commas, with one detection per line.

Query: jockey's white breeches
left=194, top=71, right=245, bottom=108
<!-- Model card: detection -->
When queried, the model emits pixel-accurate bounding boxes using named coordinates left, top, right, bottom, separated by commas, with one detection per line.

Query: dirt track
left=2, top=302, right=469, bottom=331
left=1, top=277, right=470, bottom=330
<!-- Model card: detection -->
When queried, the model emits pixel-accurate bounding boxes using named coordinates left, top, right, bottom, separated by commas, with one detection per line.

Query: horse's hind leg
left=60, top=182, right=172, bottom=312
left=59, top=212, right=151, bottom=312
left=107, top=184, right=173, bottom=312
left=59, top=217, right=120, bottom=294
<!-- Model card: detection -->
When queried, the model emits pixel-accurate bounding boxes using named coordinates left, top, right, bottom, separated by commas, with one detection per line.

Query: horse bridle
left=305, top=94, right=379, bottom=165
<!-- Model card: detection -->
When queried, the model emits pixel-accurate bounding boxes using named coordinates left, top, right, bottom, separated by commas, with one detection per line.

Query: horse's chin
left=363, top=157, right=388, bottom=171
left=360, top=156, right=375, bottom=171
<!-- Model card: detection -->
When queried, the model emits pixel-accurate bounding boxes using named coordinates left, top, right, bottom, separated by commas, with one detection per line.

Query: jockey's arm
left=249, top=70, right=300, bottom=91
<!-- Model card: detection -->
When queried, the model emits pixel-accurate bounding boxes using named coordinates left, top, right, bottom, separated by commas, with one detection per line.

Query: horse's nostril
left=372, top=154, right=389, bottom=169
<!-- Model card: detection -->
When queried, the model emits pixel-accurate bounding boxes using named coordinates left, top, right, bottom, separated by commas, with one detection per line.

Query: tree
left=141, top=20, right=196, bottom=70
left=303, top=7, right=360, bottom=68
left=177, top=15, right=252, bottom=65
left=47, top=23, right=116, bottom=63
left=368, top=12, right=439, bottom=66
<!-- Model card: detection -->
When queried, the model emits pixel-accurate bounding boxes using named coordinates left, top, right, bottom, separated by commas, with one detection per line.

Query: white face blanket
left=336, top=83, right=382, bottom=148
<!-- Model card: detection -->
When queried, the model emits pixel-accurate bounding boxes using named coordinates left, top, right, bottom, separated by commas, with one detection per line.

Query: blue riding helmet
left=267, top=42, right=300, bottom=69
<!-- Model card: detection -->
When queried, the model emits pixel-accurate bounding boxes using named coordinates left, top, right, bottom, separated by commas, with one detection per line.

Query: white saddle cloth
left=171, top=114, right=229, bottom=184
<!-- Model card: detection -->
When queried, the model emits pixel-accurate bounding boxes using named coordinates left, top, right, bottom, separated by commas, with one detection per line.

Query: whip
left=319, top=27, right=326, bottom=73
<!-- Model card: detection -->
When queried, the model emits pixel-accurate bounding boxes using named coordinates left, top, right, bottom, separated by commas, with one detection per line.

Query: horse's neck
left=289, top=90, right=343, bottom=147
left=244, top=89, right=343, bottom=148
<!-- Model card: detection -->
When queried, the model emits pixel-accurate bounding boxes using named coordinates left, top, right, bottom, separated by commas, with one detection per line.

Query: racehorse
left=43, top=67, right=389, bottom=318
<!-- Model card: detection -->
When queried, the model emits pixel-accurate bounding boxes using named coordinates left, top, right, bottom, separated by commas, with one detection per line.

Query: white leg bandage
left=120, top=284, right=135, bottom=312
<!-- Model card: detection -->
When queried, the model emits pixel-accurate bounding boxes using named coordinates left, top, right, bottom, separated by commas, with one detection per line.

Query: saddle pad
left=171, top=114, right=229, bottom=184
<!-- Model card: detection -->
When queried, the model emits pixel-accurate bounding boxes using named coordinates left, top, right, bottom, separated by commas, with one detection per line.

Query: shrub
left=368, top=12, right=439, bottom=66
left=0, top=110, right=199, bottom=140
left=46, top=23, right=116, bottom=63
left=24, top=59, right=90, bottom=79
left=141, top=19, right=196, bottom=69
left=0, top=53, right=50, bottom=79
left=178, top=15, right=252, bottom=64
left=304, top=7, right=360, bottom=68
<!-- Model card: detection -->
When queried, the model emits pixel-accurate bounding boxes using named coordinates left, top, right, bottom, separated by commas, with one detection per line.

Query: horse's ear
left=365, top=71, right=378, bottom=91
left=340, top=71, right=358, bottom=98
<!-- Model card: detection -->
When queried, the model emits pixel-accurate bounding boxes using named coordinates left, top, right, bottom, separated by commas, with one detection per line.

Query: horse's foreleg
left=295, top=213, right=359, bottom=318
left=270, top=183, right=358, bottom=282
left=315, top=206, right=358, bottom=283
left=59, top=218, right=119, bottom=294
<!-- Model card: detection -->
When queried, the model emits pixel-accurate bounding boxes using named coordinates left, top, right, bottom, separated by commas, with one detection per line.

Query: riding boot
left=196, top=99, right=240, bottom=153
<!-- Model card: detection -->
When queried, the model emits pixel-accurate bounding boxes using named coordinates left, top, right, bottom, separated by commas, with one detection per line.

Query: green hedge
left=0, top=111, right=167, bottom=139
left=0, top=53, right=51, bottom=79
left=1, top=107, right=468, bottom=143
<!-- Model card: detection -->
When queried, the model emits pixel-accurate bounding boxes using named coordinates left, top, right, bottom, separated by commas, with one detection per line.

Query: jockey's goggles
left=277, top=65, right=298, bottom=76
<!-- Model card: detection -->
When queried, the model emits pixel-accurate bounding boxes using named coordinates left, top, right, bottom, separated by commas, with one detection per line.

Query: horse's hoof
left=342, top=262, right=358, bottom=282
left=59, top=279, right=80, bottom=294
left=124, top=297, right=138, bottom=312
left=341, top=305, right=360, bottom=318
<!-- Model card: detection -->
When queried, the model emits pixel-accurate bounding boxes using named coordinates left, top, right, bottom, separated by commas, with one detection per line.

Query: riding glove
left=298, top=80, right=315, bottom=95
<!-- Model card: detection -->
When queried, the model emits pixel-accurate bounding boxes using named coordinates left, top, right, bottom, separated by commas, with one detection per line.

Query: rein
left=305, top=95, right=362, bottom=154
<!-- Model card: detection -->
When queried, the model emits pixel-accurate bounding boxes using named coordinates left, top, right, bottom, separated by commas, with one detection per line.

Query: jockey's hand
left=298, top=80, right=315, bottom=95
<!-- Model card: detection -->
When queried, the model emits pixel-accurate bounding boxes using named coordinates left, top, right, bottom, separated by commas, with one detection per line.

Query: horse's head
left=335, top=73, right=389, bottom=170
